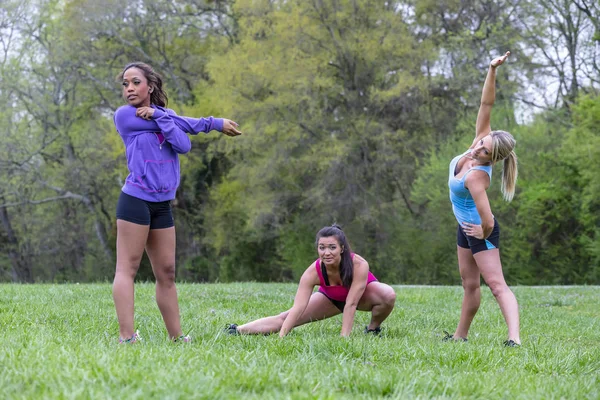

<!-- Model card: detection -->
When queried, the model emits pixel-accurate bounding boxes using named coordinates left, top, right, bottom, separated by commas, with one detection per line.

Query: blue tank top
left=448, top=151, right=492, bottom=225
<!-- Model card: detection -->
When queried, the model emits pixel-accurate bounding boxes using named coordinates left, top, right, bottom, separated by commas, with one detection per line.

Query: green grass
left=1, top=284, right=598, bottom=399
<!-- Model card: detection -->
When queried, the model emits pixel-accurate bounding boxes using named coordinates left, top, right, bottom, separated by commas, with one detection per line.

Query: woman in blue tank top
left=445, top=52, right=521, bottom=347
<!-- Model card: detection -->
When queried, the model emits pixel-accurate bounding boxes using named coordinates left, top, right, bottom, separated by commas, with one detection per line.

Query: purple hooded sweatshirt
left=114, top=104, right=223, bottom=202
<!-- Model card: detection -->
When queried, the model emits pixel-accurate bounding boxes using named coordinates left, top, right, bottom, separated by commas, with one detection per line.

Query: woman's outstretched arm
left=472, top=51, right=510, bottom=148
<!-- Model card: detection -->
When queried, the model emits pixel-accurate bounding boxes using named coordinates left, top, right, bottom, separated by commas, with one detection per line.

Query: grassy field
left=0, top=283, right=598, bottom=399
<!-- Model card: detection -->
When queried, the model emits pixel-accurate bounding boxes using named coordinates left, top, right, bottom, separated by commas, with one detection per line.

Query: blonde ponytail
left=501, top=150, right=518, bottom=202
left=490, top=130, right=518, bottom=202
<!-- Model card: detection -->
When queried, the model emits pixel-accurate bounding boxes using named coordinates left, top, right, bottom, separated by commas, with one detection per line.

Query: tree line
left=1, top=0, right=599, bottom=284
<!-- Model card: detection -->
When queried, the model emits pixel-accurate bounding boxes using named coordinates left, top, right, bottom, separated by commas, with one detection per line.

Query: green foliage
left=500, top=101, right=600, bottom=284
left=560, top=96, right=600, bottom=282
left=1, top=0, right=600, bottom=284
left=198, top=0, right=448, bottom=283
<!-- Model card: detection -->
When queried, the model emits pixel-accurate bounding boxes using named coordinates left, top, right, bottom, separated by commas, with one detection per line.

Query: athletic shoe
left=173, top=335, right=191, bottom=343
left=442, top=330, right=467, bottom=342
left=364, top=326, right=382, bottom=335
left=119, top=330, right=141, bottom=344
left=503, top=339, right=520, bottom=347
left=225, top=324, right=239, bottom=335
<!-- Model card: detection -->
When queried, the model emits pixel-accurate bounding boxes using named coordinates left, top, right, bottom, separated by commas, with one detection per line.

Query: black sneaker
left=225, top=324, right=239, bottom=335
left=503, top=339, right=520, bottom=347
left=443, top=330, right=467, bottom=342
left=364, top=326, right=382, bottom=335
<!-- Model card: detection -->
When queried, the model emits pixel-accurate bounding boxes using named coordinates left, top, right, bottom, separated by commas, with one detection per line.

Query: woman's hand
left=222, top=119, right=242, bottom=136
left=136, top=106, right=155, bottom=120
left=462, top=222, right=484, bottom=239
left=490, top=51, right=510, bottom=68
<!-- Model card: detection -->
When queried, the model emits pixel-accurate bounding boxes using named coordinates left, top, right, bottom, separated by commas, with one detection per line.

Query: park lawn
left=0, top=283, right=598, bottom=399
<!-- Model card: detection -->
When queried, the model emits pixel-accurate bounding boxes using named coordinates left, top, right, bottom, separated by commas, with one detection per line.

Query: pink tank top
left=315, top=254, right=377, bottom=302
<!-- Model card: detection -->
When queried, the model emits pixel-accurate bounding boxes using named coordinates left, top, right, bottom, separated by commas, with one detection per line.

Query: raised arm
left=279, top=265, right=318, bottom=337
left=473, top=51, right=510, bottom=148
left=340, top=255, right=369, bottom=337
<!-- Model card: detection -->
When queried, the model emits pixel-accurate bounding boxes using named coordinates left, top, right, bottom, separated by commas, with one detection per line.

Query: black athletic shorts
left=318, top=289, right=346, bottom=312
left=116, top=191, right=174, bottom=229
left=457, top=218, right=500, bottom=255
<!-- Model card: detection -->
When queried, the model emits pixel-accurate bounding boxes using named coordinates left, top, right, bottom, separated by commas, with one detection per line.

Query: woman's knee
left=155, top=264, right=176, bottom=284
left=382, top=286, right=396, bottom=307
left=487, top=280, right=509, bottom=298
left=115, top=261, right=140, bottom=279
left=369, top=284, right=396, bottom=310
left=461, top=277, right=480, bottom=293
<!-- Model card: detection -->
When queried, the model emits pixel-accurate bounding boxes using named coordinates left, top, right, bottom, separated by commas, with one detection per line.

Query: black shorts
left=457, top=218, right=500, bottom=255
left=116, top=191, right=174, bottom=229
left=318, top=289, right=346, bottom=312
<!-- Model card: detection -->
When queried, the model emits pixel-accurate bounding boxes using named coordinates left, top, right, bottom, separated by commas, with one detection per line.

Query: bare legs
left=113, top=220, right=183, bottom=340
left=453, top=247, right=481, bottom=339
left=454, top=247, right=520, bottom=344
left=236, top=282, right=396, bottom=335
left=357, top=282, right=397, bottom=330
left=146, top=227, right=183, bottom=339
left=113, top=220, right=149, bottom=339
left=236, top=292, right=341, bottom=334
left=475, top=249, right=520, bottom=343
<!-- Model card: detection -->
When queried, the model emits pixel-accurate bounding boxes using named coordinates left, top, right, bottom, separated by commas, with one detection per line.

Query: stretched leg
left=146, top=226, right=182, bottom=339
left=453, top=246, right=481, bottom=339
left=113, top=220, right=149, bottom=339
left=236, top=292, right=341, bottom=335
left=357, top=282, right=396, bottom=330
left=474, top=249, right=520, bottom=344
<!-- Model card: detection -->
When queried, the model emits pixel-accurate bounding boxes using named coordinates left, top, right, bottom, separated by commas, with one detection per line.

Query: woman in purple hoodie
left=113, top=62, right=242, bottom=344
